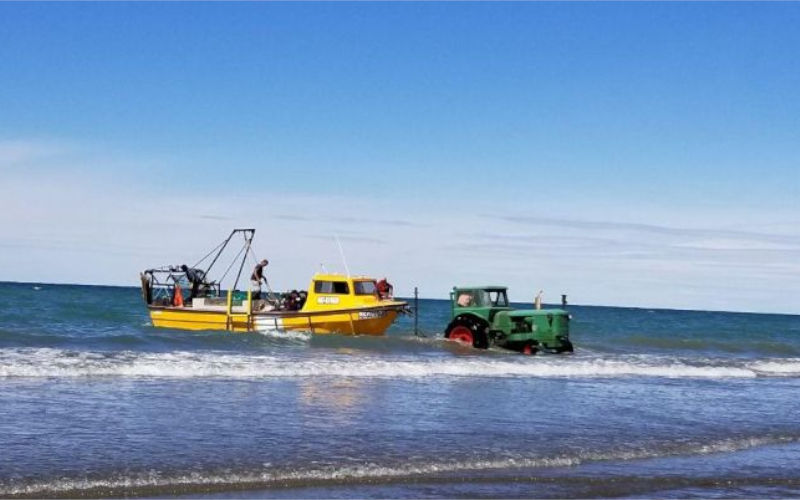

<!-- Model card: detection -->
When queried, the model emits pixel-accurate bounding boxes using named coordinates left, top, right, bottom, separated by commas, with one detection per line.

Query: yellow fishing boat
left=140, top=229, right=408, bottom=335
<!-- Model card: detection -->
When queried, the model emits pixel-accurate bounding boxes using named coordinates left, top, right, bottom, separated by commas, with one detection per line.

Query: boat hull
left=148, top=303, right=404, bottom=336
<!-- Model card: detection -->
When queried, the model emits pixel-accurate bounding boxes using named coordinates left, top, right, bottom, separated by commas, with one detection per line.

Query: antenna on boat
left=334, top=235, right=351, bottom=277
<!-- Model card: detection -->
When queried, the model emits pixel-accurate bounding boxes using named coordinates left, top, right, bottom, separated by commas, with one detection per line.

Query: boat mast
left=202, top=228, right=255, bottom=283
left=231, top=229, right=255, bottom=292
left=202, top=230, right=235, bottom=279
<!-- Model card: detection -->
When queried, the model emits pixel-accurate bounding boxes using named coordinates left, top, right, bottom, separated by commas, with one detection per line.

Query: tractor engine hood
left=504, top=309, right=569, bottom=317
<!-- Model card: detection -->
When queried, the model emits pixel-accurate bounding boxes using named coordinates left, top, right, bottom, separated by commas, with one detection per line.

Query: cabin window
left=354, top=281, right=377, bottom=295
left=459, top=291, right=487, bottom=307
left=314, top=281, right=350, bottom=294
left=489, top=290, right=509, bottom=307
left=456, top=293, right=474, bottom=307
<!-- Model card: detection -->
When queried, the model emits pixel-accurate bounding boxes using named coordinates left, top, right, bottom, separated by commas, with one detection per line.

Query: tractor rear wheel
left=447, top=325, right=473, bottom=345
left=445, top=316, right=489, bottom=349
left=556, top=340, right=574, bottom=354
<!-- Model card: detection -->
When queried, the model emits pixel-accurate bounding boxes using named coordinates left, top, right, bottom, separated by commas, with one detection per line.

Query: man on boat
left=250, top=259, right=269, bottom=299
left=180, top=265, right=206, bottom=299
left=376, top=277, right=393, bottom=299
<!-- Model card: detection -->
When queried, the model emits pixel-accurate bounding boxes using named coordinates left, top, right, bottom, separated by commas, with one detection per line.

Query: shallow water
left=1, top=282, right=799, bottom=498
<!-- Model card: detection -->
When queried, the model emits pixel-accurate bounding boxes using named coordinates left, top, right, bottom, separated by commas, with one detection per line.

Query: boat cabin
left=303, top=274, right=383, bottom=312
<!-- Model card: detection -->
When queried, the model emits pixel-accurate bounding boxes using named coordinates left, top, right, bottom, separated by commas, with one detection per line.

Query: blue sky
left=1, top=3, right=798, bottom=313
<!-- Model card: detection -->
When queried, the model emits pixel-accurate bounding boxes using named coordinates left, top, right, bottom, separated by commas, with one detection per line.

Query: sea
left=1, top=281, right=800, bottom=499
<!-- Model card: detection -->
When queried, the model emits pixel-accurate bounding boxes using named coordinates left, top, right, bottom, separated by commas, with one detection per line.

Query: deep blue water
left=1, top=282, right=800, bottom=498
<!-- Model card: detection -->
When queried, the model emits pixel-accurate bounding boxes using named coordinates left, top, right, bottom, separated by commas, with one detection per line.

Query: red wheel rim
left=522, top=344, right=532, bottom=355
left=449, top=326, right=473, bottom=345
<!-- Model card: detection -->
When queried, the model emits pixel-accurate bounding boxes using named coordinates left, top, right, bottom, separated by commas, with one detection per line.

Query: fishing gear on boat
left=141, top=229, right=256, bottom=306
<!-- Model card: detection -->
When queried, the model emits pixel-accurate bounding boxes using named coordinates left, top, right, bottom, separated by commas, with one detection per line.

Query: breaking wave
left=1, top=435, right=795, bottom=498
left=2, top=348, right=800, bottom=379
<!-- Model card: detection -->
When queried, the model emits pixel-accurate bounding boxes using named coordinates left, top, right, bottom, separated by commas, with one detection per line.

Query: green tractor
left=444, top=286, right=573, bottom=355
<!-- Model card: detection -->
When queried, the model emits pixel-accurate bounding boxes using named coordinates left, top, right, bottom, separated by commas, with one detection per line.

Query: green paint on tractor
left=444, top=286, right=573, bottom=355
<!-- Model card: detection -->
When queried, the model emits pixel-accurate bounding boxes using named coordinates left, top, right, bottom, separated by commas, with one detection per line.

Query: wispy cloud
left=303, top=234, right=387, bottom=245
left=194, top=214, right=234, bottom=221
left=273, top=213, right=426, bottom=228
left=464, top=232, right=619, bottom=249
left=454, top=217, right=800, bottom=263
left=273, top=214, right=311, bottom=222
left=0, top=139, right=67, bottom=168
left=336, top=216, right=426, bottom=228
left=2, top=137, right=798, bottom=313
left=494, top=215, right=800, bottom=243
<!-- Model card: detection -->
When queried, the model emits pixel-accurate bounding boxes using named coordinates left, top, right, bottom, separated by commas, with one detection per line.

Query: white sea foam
left=747, top=359, right=800, bottom=376
left=257, top=328, right=312, bottom=343
left=0, top=435, right=794, bottom=497
left=1, top=348, right=798, bottom=380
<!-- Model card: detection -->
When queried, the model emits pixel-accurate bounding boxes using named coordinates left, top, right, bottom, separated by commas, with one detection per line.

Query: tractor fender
left=449, top=314, right=490, bottom=334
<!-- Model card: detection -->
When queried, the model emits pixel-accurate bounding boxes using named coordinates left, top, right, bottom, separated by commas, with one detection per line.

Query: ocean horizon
left=4, top=281, right=796, bottom=318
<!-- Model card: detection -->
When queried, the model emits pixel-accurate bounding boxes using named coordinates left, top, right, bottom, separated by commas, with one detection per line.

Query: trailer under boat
left=140, top=229, right=408, bottom=335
